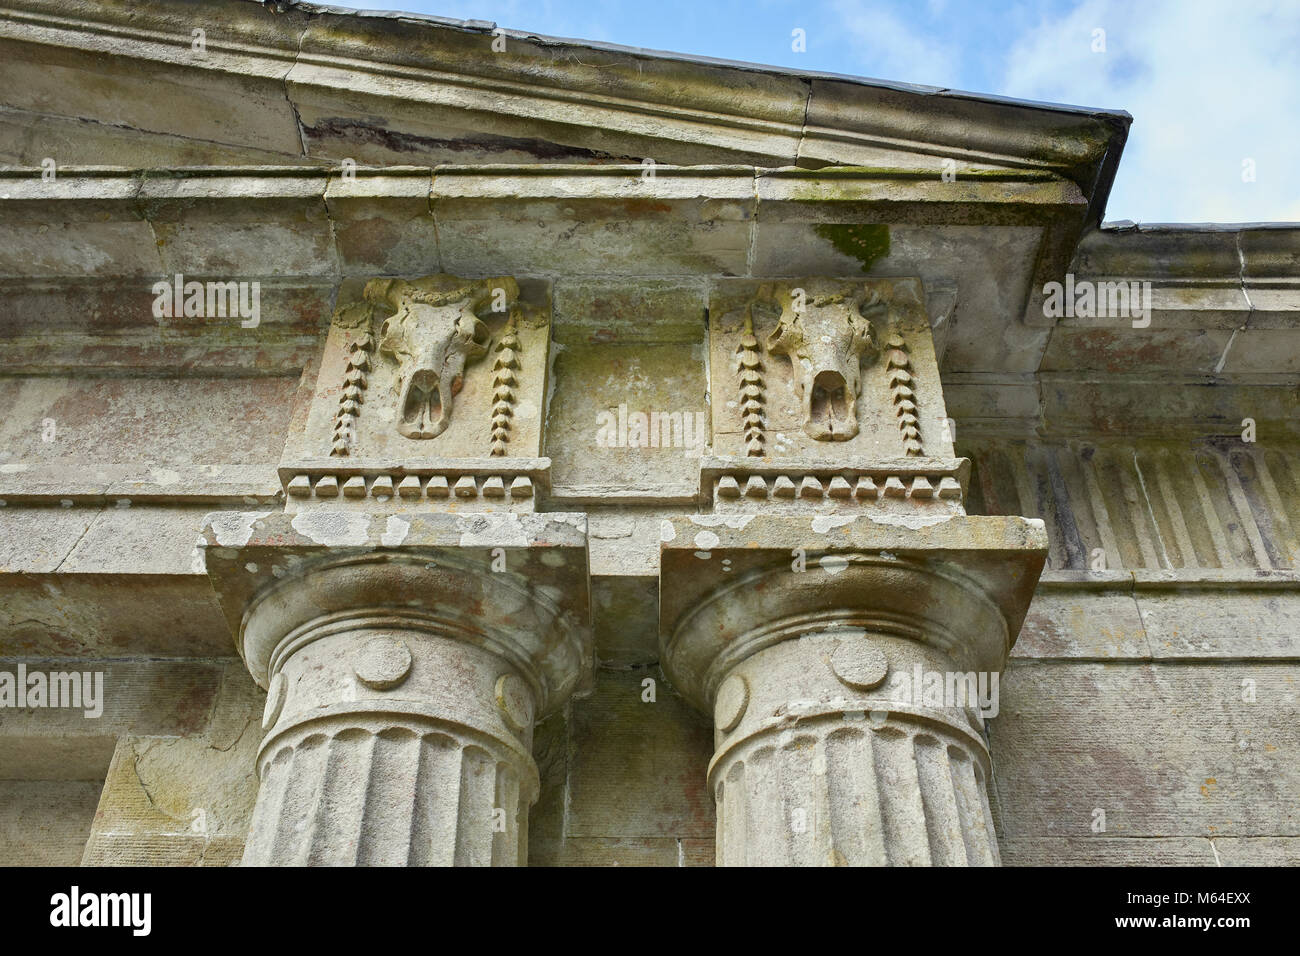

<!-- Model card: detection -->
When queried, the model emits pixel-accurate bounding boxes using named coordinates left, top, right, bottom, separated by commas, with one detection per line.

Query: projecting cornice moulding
left=0, top=0, right=1127, bottom=220
left=0, top=164, right=1090, bottom=341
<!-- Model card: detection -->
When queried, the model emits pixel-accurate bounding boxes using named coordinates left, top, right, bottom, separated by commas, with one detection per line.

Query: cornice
left=1077, top=221, right=1300, bottom=288
left=0, top=0, right=1128, bottom=221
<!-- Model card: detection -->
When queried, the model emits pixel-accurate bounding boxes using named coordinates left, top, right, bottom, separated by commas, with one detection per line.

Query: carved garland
left=885, top=329, right=923, bottom=456
left=490, top=316, right=520, bottom=456
left=330, top=332, right=372, bottom=457
left=737, top=309, right=766, bottom=456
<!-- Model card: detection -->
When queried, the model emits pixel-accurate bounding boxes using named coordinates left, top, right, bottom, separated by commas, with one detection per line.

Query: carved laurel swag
left=885, top=329, right=923, bottom=456
left=736, top=309, right=766, bottom=456
left=490, top=316, right=521, bottom=456
left=330, top=332, right=372, bottom=457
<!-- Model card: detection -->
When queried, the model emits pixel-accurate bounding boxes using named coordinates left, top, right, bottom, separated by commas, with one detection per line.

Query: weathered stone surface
left=0, top=737, right=116, bottom=781
left=280, top=276, right=550, bottom=481
left=79, top=663, right=261, bottom=866
left=592, top=575, right=659, bottom=667
left=564, top=670, right=714, bottom=843
left=242, top=633, right=540, bottom=866
left=1015, top=574, right=1151, bottom=658
left=0, top=781, right=102, bottom=864
left=0, top=659, right=220, bottom=738
left=323, top=169, right=439, bottom=276
left=966, top=440, right=1300, bottom=571
left=0, top=278, right=328, bottom=377
left=707, top=631, right=1002, bottom=865
left=710, top=278, right=952, bottom=457
left=1137, top=578, right=1300, bottom=658
left=528, top=670, right=715, bottom=865
left=587, top=510, right=670, bottom=578
left=546, top=343, right=707, bottom=503
left=202, top=512, right=591, bottom=680
left=1210, top=837, right=1300, bottom=866
left=0, top=0, right=1127, bottom=189
left=990, top=661, right=1299, bottom=840
left=0, top=658, right=226, bottom=790
left=432, top=168, right=754, bottom=277
left=660, top=515, right=1050, bottom=701
left=532, top=836, right=715, bottom=867
left=999, top=836, right=1217, bottom=866
left=142, top=172, right=337, bottom=278
left=552, top=277, right=707, bottom=345
left=661, top=514, right=1047, bottom=865
left=0, top=575, right=231, bottom=658
left=0, top=506, right=97, bottom=572
left=0, top=375, right=298, bottom=474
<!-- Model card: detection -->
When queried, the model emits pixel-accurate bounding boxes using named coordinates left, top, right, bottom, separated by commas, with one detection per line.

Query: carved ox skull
left=764, top=287, right=886, bottom=441
left=364, top=277, right=511, bottom=440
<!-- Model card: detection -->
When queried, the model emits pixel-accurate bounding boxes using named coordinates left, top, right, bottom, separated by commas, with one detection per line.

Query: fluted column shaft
left=244, top=623, right=538, bottom=866
left=708, top=631, right=998, bottom=867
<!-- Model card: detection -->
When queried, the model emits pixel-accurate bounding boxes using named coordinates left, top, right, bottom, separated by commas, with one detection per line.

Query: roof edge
left=1, top=0, right=1129, bottom=224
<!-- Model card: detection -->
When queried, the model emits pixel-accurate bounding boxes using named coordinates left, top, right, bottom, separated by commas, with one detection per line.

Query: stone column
left=660, top=515, right=1046, bottom=866
left=202, top=512, right=592, bottom=866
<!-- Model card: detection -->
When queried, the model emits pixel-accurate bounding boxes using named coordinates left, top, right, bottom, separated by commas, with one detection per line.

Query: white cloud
left=1000, top=0, right=1300, bottom=222
left=828, top=0, right=963, bottom=87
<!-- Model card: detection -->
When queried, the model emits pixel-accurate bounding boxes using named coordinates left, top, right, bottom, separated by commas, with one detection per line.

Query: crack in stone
left=129, top=744, right=170, bottom=822
left=50, top=508, right=102, bottom=574
left=793, top=80, right=813, bottom=169
left=745, top=169, right=759, bottom=276
left=1213, top=230, right=1253, bottom=375
left=209, top=713, right=257, bottom=754
left=282, top=18, right=313, bottom=159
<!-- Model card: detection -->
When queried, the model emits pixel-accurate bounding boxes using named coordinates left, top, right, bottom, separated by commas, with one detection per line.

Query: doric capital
left=660, top=514, right=1046, bottom=707
left=203, top=512, right=592, bottom=711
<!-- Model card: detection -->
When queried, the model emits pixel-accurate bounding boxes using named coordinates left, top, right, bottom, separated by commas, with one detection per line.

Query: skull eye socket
left=457, top=315, right=490, bottom=352
left=766, top=321, right=796, bottom=354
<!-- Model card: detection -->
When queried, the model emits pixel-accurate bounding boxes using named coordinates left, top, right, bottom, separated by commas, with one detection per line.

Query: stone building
left=0, top=0, right=1295, bottom=867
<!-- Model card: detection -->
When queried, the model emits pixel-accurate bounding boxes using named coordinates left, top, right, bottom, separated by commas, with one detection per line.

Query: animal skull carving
left=764, top=286, right=887, bottom=441
left=363, top=277, right=514, bottom=440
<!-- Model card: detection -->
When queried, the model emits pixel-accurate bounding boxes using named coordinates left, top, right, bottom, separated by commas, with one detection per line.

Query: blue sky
left=348, top=0, right=1300, bottom=223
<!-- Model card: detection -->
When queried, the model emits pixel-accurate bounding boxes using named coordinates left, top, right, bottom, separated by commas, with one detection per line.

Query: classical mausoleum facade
left=0, top=0, right=1296, bottom=866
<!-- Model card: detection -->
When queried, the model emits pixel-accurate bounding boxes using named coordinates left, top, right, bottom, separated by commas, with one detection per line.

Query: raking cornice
left=0, top=0, right=1128, bottom=224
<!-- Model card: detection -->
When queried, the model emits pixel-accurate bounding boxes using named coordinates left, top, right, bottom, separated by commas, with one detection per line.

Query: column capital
left=203, top=511, right=593, bottom=714
left=659, top=513, right=1047, bottom=713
